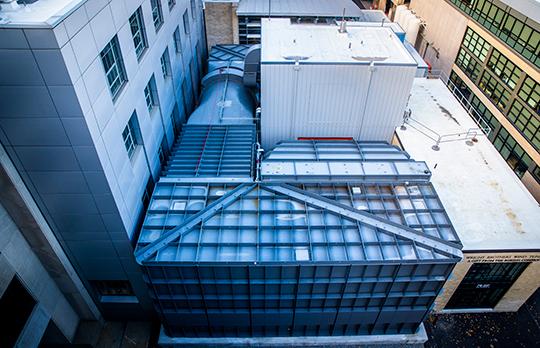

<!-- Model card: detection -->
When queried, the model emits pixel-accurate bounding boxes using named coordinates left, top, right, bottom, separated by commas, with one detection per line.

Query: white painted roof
left=236, top=0, right=364, bottom=17
left=397, top=78, right=540, bottom=251
left=499, top=0, right=540, bottom=25
left=0, top=0, right=83, bottom=27
left=261, top=18, right=416, bottom=65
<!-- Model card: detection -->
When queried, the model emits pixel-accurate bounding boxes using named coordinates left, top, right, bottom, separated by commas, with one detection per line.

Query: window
left=142, top=176, right=155, bottom=210
left=486, top=48, right=522, bottom=90
left=533, top=166, right=540, bottom=183
left=455, top=48, right=482, bottom=82
left=170, top=102, right=182, bottom=137
left=92, top=280, right=134, bottom=297
left=448, top=0, right=540, bottom=69
left=469, top=94, right=500, bottom=136
left=158, top=135, right=169, bottom=166
left=461, top=27, right=490, bottom=62
left=190, top=0, right=196, bottom=19
left=144, top=76, right=157, bottom=113
left=160, top=48, right=171, bottom=78
left=493, top=127, right=532, bottom=178
left=448, top=70, right=472, bottom=101
left=0, top=277, right=36, bottom=348
left=150, top=0, right=163, bottom=30
left=173, top=26, right=182, bottom=53
left=518, top=76, right=540, bottom=115
left=507, top=100, right=540, bottom=151
left=123, top=113, right=140, bottom=159
left=100, top=36, right=127, bottom=100
left=168, top=0, right=176, bottom=10
left=478, top=70, right=512, bottom=111
left=183, top=9, right=190, bottom=34
left=129, top=7, right=148, bottom=60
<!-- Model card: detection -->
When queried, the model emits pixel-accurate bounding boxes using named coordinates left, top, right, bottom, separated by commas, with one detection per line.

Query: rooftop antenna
left=339, top=8, right=347, bottom=33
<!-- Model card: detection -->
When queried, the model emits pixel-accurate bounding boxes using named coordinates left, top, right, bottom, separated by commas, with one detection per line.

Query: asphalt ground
left=424, top=288, right=540, bottom=347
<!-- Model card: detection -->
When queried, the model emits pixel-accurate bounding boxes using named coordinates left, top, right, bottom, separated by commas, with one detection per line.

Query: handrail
left=401, top=70, right=494, bottom=150
left=426, top=69, right=492, bottom=136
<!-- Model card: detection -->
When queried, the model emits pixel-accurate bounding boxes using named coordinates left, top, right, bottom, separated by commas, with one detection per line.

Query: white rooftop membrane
left=0, top=0, right=83, bottom=27
left=397, top=78, right=540, bottom=251
left=261, top=18, right=416, bottom=65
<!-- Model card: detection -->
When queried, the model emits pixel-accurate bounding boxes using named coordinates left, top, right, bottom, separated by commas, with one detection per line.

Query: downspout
left=358, top=61, right=376, bottom=139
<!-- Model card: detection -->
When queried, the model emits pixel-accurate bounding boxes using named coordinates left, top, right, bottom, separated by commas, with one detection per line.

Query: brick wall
left=204, top=3, right=236, bottom=50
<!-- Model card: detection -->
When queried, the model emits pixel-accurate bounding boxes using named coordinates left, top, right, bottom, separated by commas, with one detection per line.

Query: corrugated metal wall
left=145, top=262, right=455, bottom=337
left=260, top=63, right=416, bottom=149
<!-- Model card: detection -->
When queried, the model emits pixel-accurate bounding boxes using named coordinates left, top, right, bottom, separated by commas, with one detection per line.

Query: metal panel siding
left=261, top=63, right=415, bottom=149
left=261, top=64, right=296, bottom=149
left=144, top=262, right=456, bottom=337
left=360, top=65, right=417, bottom=141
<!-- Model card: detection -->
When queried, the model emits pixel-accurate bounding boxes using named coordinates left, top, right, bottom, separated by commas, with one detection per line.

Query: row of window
left=448, top=0, right=540, bottom=69
left=454, top=27, right=540, bottom=156
left=100, top=0, right=197, bottom=100
left=449, top=71, right=539, bottom=182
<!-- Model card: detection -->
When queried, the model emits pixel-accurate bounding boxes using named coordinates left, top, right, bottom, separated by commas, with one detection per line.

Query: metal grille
left=162, top=125, right=256, bottom=178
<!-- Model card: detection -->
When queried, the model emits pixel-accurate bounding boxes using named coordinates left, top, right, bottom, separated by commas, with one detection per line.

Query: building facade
left=0, top=144, right=100, bottom=346
left=0, top=0, right=206, bottom=319
left=409, top=0, right=540, bottom=202
left=397, top=76, right=540, bottom=315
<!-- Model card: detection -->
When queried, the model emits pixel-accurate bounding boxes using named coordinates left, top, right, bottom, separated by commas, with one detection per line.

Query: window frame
left=160, top=48, right=171, bottom=78
left=150, top=0, right=164, bottom=31
left=144, top=78, right=157, bottom=113
left=183, top=9, right=190, bottom=34
left=129, top=7, right=148, bottom=61
left=173, top=26, right=182, bottom=54
left=122, top=113, right=140, bottom=159
left=100, top=36, right=127, bottom=100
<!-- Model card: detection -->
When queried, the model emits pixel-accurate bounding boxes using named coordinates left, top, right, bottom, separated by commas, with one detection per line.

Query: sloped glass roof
left=136, top=182, right=461, bottom=264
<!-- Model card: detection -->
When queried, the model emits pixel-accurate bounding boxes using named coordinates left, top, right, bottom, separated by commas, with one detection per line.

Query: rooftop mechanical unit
left=135, top=36, right=461, bottom=341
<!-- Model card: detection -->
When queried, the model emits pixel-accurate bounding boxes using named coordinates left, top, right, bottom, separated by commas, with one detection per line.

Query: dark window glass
left=493, top=127, right=532, bottom=177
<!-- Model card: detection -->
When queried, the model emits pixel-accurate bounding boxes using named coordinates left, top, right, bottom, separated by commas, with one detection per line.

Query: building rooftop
left=261, top=18, right=417, bottom=65
left=397, top=78, right=540, bottom=251
left=0, top=0, right=83, bottom=27
left=162, top=125, right=256, bottom=180
left=498, top=0, right=540, bottom=25
left=236, top=0, right=364, bottom=17
left=261, top=141, right=431, bottom=182
left=135, top=140, right=462, bottom=265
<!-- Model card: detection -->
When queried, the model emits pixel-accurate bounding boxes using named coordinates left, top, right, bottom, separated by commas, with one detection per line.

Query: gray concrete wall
left=0, top=202, right=80, bottom=344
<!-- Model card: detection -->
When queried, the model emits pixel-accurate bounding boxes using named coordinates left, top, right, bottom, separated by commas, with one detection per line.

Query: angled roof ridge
left=135, top=182, right=257, bottom=264
left=263, top=183, right=463, bottom=258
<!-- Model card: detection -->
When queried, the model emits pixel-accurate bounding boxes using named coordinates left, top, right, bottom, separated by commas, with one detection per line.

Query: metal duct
left=243, top=44, right=261, bottom=87
left=187, top=66, right=255, bottom=125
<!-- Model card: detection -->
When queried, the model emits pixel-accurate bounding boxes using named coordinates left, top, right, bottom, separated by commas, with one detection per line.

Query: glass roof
left=136, top=182, right=461, bottom=264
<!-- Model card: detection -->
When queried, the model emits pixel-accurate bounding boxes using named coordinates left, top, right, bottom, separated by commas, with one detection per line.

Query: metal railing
left=401, top=70, right=492, bottom=150
left=427, top=69, right=492, bottom=136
